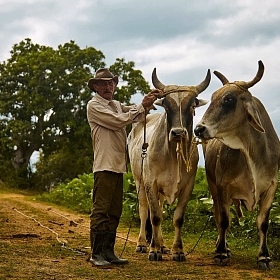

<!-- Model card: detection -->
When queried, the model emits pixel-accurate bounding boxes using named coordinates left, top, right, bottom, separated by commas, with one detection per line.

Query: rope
left=176, top=137, right=199, bottom=174
left=185, top=215, right=212, bottom=256
left=158, top=87, right=189, bottom=98
left=13, top=207, right=67, bottom=246
left=174, top=137, right=211, bottom=254
left=46, top=208, right=137, bottom=245
left=122, top=86, right=212, bottom=257
left=119, top=157, right=145, bottom=257
left=47, top=208, right=88, bottom=229
left=12, top=207, right=87, bottom=255
left=142, top=108, right=149, bottom=152
left=119, top=111, right=148, bottom=257
left=40, top=109, right=150, bottom=258
left=120, top=108, right=210, bottom=257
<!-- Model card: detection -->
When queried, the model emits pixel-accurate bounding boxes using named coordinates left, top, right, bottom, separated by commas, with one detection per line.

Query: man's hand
left=141, top=89, right=162, bottom=108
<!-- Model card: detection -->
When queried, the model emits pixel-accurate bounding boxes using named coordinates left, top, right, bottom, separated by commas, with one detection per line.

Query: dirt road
left=1, top=190, right=279, bottom=280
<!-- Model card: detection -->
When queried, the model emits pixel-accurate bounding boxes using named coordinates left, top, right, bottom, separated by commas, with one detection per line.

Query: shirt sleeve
left=87, top=100, right=146, bottom=131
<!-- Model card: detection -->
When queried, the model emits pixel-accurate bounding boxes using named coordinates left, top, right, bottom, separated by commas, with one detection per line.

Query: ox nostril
left=194, top=125, right=205, bottom=137
left=171, top=129, right=186, bottom=137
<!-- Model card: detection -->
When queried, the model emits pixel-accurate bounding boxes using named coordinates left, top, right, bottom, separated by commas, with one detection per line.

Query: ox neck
left=220, top=128, right=269, bottom=168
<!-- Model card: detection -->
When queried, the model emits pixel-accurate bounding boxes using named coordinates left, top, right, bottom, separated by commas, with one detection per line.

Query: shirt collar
left=95, top=93, right=111, bottom=106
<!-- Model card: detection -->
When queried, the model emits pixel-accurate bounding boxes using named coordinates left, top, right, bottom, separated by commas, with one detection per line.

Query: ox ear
left=244, top=102, right=265, bottom=133
left=196, top=99, right=208, bottom=108
left=154, top=98, right=164, bottom=107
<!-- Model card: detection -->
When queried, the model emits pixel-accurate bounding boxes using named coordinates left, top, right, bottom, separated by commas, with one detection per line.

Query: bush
left=38, top=173, right=93, bottom=213
left=121, top=172, right=141, bottom=226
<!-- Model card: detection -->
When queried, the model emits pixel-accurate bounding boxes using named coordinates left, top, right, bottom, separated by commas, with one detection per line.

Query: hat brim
left=88, top=76, right=119, bottom=91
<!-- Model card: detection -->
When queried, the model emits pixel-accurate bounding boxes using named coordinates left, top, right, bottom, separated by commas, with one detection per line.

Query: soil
left=0, top=190, right=279, bottom=280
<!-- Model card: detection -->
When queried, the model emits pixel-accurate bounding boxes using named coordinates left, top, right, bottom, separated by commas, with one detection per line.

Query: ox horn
left=195, top=69, right=211, bottom=94
left=245, top=60, right=264, bottom=89
left=213, top=70, right=229, bottom=85
left=152, top=68, right=165, bottom=90
left=214, top=61, right=265, bottom=89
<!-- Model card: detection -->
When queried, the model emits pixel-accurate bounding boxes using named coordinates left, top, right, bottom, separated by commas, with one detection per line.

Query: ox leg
left=171, top=185, right=194, bottom=262
left=256, top=187, right=276, bottom=270
left=171, top=205, right=186, bottom=262
left=136, top=184, right=149, bottom=253
left=146, top=183, right=164, bottom=261
left=213, top=199, right=231, bottom=266
left=158, top=194, right=169, bottom=254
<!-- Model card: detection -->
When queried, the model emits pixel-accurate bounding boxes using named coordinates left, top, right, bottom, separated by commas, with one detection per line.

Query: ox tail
left=145, top=209, right=152, bottom=244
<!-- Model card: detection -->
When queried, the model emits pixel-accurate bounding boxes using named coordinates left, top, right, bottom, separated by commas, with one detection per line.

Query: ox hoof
left=161, top=246, right=170, bottom=254
left=136, top=245, right=147, bottom=253
left=148, top=251, right=162, bottom=261
left=214, top=254, right=230, bottom=266
left=172, top=252, right=186, bottom=262
left=257, top=258, right=274, bottom=270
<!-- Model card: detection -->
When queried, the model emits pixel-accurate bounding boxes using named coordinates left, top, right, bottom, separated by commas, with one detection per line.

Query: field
left=1, top=189, right=280, bottom=280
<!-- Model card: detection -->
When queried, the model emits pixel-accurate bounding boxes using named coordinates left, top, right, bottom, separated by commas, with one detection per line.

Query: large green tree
left=0, top=38, right=150, bottom=189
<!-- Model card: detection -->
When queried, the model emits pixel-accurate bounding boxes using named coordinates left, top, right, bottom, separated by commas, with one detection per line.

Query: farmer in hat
left=87, top=68, right=160, bottom=267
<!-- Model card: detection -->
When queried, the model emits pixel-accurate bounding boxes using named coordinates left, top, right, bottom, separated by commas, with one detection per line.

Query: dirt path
left=0, top=190, right=279, bottom=280
left=0, top=192, right=91, bottom=279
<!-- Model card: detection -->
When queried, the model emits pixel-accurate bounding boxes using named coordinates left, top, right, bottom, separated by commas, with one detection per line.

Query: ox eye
left=191, top=98, right=199, bottom=116
left=223, top=94, right=236, bottom=107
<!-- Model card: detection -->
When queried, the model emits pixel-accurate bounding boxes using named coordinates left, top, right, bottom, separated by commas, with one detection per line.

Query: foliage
left=0, top=38, right=150, bottom=189
left=38, top=173, right=93, bottom=213
left=33, top=145, right=93, bottom=190
left=38, top=171, right=139, bottom=219
left=0, top=39, right=102, bottom=187
left=122, top=170, right=140, bottom=226
left=110, top=58, right=151, bottom=104
left=37, top=167, right=214, bottom=231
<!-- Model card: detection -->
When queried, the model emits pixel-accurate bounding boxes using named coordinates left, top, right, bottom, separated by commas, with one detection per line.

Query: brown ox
left=128, top=68, right=210, bottom=261
left=194, top=61, right=280, bottom=269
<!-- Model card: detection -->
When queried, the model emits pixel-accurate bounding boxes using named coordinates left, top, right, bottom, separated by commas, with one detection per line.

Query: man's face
left=93, top=80, right=116, bottom=100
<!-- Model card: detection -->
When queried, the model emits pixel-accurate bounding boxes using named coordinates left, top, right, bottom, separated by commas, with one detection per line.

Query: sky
left=1, top=0, right=280, bottom=166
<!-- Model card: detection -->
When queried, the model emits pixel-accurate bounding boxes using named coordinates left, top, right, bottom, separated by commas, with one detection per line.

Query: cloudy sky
left=1, top=0, right=280, bottom=165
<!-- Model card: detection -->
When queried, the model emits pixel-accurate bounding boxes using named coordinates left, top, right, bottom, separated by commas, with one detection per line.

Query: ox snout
left=169, top=128, right=188, bottom=141
left=194, top=124, right=211, bottom=140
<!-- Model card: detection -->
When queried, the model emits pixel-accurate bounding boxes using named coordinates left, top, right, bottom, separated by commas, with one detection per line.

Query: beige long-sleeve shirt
left=87, top=93, right=146, bottom=173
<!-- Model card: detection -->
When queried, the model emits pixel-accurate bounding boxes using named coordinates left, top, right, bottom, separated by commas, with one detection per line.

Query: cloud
left=1, top=0, right=280, bottom=165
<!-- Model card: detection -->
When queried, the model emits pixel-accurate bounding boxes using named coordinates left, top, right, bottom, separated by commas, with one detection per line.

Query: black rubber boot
left=102, top=232, right=129, bottom=265
left=89, top=231, right=111, bottom=267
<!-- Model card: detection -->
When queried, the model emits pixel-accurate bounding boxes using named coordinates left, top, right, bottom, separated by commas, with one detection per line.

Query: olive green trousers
left=90, top=171, right=123, bottom=232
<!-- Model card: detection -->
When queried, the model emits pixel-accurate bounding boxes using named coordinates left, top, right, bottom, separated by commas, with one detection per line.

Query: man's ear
left=93, top=84, right=98, bottom=92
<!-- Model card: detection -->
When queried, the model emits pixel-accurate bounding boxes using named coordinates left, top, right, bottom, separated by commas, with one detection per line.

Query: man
left=87, top=68, right=160, bottom=267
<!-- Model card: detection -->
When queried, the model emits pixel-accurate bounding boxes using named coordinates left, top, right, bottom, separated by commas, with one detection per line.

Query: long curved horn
left=245, top=60, right=264, bottom=88
left=195, top=69, right=211, bottom=94
left=152, top=68, right=165, bottom=90
left=213, top=70, right=229, bottom=85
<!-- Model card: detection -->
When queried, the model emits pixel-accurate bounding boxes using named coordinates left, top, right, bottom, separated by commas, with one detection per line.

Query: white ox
left=128, top=68, right=210, bottom=261
left=194, top=61, right=280, bottom=269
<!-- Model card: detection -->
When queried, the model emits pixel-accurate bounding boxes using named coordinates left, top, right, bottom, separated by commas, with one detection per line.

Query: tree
left=0, top=39, right=151, bottom=189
